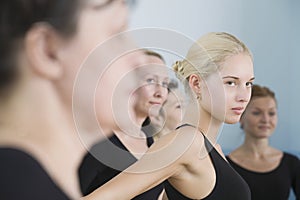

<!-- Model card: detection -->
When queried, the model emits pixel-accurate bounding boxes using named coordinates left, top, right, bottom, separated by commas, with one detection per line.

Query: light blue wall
left=130, top=0, right=300, bottom=157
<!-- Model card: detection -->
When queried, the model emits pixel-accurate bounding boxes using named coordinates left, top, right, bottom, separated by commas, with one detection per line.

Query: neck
left=131, top=109, right=148, bottom=128
left=0, top=80, right=88, bottom=198
left=115, top=107, right=147, bottom=137
left=241, top=134, right=271, bottom=156
left=182, top=100, right=222, bottom=144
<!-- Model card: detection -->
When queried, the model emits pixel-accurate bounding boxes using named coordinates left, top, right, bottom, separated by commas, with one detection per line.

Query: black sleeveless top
left=78, top=134, right=164, bottom=199
left=0, top=148, right=70, bottom=200
left=164, top=124, right=251, bottom=200
left=227, top=153, right=300, bottom=200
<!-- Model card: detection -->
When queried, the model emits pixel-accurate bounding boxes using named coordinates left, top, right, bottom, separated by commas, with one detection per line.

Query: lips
left=232, top=107, right=244, bottom=115
left=258, top=125, right=270, bottom=130
left=149, top=101, right=162, bottom=105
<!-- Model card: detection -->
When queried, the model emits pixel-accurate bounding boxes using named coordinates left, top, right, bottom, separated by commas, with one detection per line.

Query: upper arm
left=87, top=129, right=200, bottom=199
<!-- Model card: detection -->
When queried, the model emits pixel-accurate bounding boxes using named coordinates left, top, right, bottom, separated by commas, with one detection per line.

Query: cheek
left=271, top=117, right=278, bottom=127
left=173, top=110, right=182, bottom=122
left=140, top=86, right=155, bottom=99
left=242, top=116, right=258, bottom=128
left=203, top=86, right=226, bottom=114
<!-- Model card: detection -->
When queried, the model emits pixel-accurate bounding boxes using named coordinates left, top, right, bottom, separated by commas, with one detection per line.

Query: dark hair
left=0, top=0, right=82, bottom=90
left=251, top=84, right=277, bottom=105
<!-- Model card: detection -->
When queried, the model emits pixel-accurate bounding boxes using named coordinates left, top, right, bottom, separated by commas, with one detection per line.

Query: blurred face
left=58, top=0, right=131, bottom=98
left=200, top=53, right=254, bottom=124
left=240, top=97, right=278, bottom=138
left=163, top=89, right=184, bottom=131
left=131, top=55, right=169, bottom=119
left=55, top=0, right=146, bottom=134
left=96, top=50, right=146, bottom=132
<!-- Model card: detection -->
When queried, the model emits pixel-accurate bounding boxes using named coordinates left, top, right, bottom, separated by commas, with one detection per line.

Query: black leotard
left=164, top=124, right=251, bottom=200
left=78, top=134, right=164, bottom=199
left=0, top=148, right=70, bottom=200
left=227, top=153, right=300, bottom=200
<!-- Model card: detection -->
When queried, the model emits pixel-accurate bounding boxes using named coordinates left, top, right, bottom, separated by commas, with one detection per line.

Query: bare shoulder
left=144, top=125, right=206, bottom=166
left=166, top=126, right=206, bottom=164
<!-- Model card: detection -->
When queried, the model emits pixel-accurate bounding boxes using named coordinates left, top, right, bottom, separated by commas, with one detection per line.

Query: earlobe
left=24, top=23, right=63, bottom=80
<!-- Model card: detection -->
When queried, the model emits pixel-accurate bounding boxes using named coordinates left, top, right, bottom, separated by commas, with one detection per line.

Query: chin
left=225, top=117, right=241, bottom=124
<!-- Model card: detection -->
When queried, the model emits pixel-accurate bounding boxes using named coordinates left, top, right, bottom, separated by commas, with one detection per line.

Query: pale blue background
left=129, top=1, right=299, bottom=199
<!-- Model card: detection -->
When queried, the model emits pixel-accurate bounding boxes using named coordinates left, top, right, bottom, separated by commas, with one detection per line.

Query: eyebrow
left=222, top=76, right=255, bottom=81
left=252, top=107, right=277, bottom=111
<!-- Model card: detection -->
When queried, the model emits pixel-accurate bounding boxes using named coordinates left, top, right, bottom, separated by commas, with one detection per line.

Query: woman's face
left=240, top=97, right=278, bottom=139
left=57, top=0, right=130, bottom=97
left=55, top=0, right=146, bottom=134
left=131, top=56, right=169, bottom=119
left=200, top=53, right=254, bottom=124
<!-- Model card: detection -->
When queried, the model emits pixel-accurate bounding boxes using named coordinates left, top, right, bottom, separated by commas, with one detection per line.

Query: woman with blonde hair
left=84, top=32, right=255, bottom=200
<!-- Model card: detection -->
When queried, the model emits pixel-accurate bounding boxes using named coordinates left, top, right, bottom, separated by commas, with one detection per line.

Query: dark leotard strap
left=175, top=123, right=195, bottom=130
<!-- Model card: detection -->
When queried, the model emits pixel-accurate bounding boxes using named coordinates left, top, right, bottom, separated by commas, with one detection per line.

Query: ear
left=188, top=74, right=202, bottom=95
left=24, top=23, right=63, bottom=80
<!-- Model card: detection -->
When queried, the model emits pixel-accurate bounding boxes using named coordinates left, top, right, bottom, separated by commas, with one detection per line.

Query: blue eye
left=146, top=78, right=155, bottom=84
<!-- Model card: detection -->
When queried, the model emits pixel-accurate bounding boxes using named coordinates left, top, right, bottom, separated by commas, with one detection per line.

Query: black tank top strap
left=202, top=134, right=215, bottom=154
left=175, top=123, right=196, bottom=130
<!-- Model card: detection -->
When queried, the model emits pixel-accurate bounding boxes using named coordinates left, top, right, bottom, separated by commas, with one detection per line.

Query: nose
left=261, top=112, right=269, bottom=122
left=236, top=86, right=251, bottom=102
left=153, top=84, right=164, bottom=98
left=154, top=83, right=168, bottom=100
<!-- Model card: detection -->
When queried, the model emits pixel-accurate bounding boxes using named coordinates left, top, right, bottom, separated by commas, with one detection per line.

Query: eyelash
left=246, top=82, right=253, bottom=87
left=146, top=78, right=155, bottom=84
left=252, top=112, right=276, bottom=116
left=226, top=81, right=236, bottom=86
left=225, top=81, right=253, bottom=87
left=176, top=105, right=181, bottom=109
left=145, top=79, right=169, bottom=88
